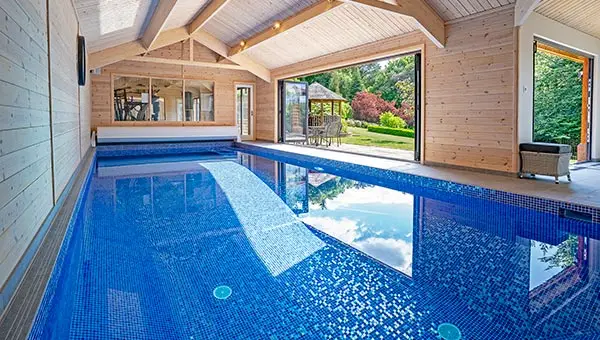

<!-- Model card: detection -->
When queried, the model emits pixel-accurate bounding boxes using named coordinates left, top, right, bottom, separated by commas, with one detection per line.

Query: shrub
left=367, top=125, right=415, bottom=138
left=341, top=118, right=348, bottom=133
left=351, top=91, right=415, bottom=128
left=379, top=111, right=407, bottom=129
left=351, top=91, right=398, bottom=123
left=341, top=102, right=353, bottom=119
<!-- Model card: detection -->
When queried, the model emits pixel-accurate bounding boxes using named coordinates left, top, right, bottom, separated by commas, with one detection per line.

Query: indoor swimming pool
left=29, top=146, right=600, bottom=339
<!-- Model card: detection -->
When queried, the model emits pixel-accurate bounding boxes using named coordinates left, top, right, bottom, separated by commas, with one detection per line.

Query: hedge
left=367, top=125, right=415, bottom=138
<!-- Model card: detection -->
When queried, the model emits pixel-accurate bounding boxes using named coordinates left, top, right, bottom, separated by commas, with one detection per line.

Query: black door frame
left=277, top=51, right=423, bottom=162
left=414, top=52, right=422, bottom=162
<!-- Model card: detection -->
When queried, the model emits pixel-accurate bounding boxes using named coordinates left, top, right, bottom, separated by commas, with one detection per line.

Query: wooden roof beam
left=126, top=56, right=246, bottom=70
left=192, top=30, right=272, bottom=82
left=188, top=0, right=232, bottom=35
left=343, top=0, right=445, bottom=48
left=229, top=0, right=342, bottom=57
left=89, top=28, right=272, bottom=82
left=89, top=28, right=189, bottom=69
left=141, top=0, right=179, bottom=49
left=515, top=0, right=541, bottom=26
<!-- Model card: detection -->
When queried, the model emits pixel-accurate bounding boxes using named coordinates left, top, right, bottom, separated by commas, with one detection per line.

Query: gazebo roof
left=308, top=83, right=346, bottom=102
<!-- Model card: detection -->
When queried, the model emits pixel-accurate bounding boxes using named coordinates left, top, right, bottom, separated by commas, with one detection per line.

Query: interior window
left=185, top=80, right=215, bottom=121
left=151, top=79, right=184, bottom=121
left=113, top=76, right=150, bottom=121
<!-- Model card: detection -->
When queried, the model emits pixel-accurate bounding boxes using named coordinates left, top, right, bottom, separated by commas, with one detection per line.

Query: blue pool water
left=30, top=149, right=600, bottom=339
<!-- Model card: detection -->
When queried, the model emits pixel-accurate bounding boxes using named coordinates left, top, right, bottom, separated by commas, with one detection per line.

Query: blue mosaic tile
left=27, top=143, right=600, bottom=339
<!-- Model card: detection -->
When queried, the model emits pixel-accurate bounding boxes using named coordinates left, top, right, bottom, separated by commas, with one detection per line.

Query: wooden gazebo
left=308, top=82, right=346, bottom=116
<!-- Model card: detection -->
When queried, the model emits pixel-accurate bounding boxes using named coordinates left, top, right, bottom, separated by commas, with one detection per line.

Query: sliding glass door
left=280, top=81, right=309, bottom=143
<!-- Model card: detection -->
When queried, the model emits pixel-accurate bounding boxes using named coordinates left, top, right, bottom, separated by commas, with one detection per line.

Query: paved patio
left=242, top=142, right=600, bottom=210
left=291, top=142, right=415, bottom=161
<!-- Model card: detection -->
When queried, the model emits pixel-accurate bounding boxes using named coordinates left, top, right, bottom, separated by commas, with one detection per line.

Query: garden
left=296, top=54, right=417, bottom=153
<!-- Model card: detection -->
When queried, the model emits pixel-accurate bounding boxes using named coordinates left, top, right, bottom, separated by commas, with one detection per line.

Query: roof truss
left=141, top=0, right=178, bottom=49
left=188, top=0, right=231, bottom=35
left=342, top=0, right=445, bottom=48
left=228, top=0, right=343, bottom=57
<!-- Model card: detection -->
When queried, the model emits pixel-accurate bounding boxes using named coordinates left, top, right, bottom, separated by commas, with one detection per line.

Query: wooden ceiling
left=428, top=0, right=515, bottom=21
left=203, top=0, right=321, bottom=46
left=242, top=3, right=418, bottom=69
left=163, top=0, right=211, bottom=30
left=535, top=0, right=600, bottom=40
left=86, top=0, right=600, bottom=83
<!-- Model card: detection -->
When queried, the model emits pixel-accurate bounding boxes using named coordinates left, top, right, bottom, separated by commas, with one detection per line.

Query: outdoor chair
left=322, top=120, right=342, bottom=147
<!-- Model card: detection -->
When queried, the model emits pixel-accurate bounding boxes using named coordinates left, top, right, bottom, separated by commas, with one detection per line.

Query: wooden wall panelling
left=0, top=0, right=54, bottom=289
left=255, top=79, right=277, bottom=142
left=92, top=58, right=259, bottom=129
left=79, top=51, right=92, bottom=155
left=0, top=0, right=92, bottom=293
left=424, top=7, right=517, bottom=172
left=50, top=0, right=81, bottom=199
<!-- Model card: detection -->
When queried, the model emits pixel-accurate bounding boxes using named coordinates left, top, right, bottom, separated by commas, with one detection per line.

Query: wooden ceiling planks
left=535, top=0, right=600, bottom=39
left=240, top=2, right=418, bottom=69
left=425, top=0, right=516, bottom=21
left=202, top=0, right=320, bottom=46
left=163, top=0, right=211, bottom=30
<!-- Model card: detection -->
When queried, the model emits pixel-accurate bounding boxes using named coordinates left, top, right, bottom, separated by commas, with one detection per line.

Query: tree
left=534, top=50, right=583, bottom=156
left=351, top=92, right=400, bottom=123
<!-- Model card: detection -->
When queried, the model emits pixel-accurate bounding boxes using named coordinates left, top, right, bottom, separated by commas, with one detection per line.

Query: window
left=112, top=76, right=215, bottom=123
left=113, top=76, right=150, bottom=121
left=151, top=78, right=183, bottom=122
left=185, top=80, right=215, bottom=121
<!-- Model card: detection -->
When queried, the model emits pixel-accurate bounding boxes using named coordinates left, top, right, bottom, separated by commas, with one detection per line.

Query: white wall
left=519, top=12, right=600, bottom=159
left=96, top=126, right=239, bottom=143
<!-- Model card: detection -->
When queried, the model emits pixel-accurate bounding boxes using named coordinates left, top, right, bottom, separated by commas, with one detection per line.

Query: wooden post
left=578, top=58, right=589, bottom=161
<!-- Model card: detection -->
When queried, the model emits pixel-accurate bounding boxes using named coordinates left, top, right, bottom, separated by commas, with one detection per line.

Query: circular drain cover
left=437, top=323, right=462, bottom=340
left=213, top=285, right=232, bottom=300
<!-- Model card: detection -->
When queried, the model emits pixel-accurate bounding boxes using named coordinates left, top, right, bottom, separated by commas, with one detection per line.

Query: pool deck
left=242, top=142, right=600, bottom=210
left=292, top=142, right=415, bottom=161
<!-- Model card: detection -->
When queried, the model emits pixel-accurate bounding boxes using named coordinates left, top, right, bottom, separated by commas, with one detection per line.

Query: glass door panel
left=236, top=85, right=253, bottom=140
left=281, top=81, right=309, bottom=143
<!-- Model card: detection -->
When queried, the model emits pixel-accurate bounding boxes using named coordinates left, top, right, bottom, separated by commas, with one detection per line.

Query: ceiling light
left=273, top=21, right=281, bottom=30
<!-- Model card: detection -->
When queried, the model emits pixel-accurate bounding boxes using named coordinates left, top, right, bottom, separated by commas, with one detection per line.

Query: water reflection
left=302, top=175, right=414, bottom=277
left=99, top=152, right=600, bottom=339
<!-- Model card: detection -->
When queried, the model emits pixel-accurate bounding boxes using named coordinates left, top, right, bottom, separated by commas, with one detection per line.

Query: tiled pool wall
left=95, top=141, right=235, bottom=158
left=94, top=141, right=600, bottom=224
left=28, top=154, right=97, bottom=339
left=234, top=143, right=600, bottom=225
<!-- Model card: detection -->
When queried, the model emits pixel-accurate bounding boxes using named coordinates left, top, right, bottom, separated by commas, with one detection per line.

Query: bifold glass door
left=280, top=81, right=309, bottom=143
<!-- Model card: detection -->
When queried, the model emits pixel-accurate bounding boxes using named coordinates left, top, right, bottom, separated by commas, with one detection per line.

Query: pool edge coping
left=234, top=142, right=600, bottom=224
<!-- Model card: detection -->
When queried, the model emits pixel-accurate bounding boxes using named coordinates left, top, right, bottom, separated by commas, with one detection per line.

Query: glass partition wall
left=113, top=75, right=215, bottom=123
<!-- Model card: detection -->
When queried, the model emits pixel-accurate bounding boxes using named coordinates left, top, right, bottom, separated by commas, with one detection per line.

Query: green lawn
left=341, top=127, right=415, bottom=150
